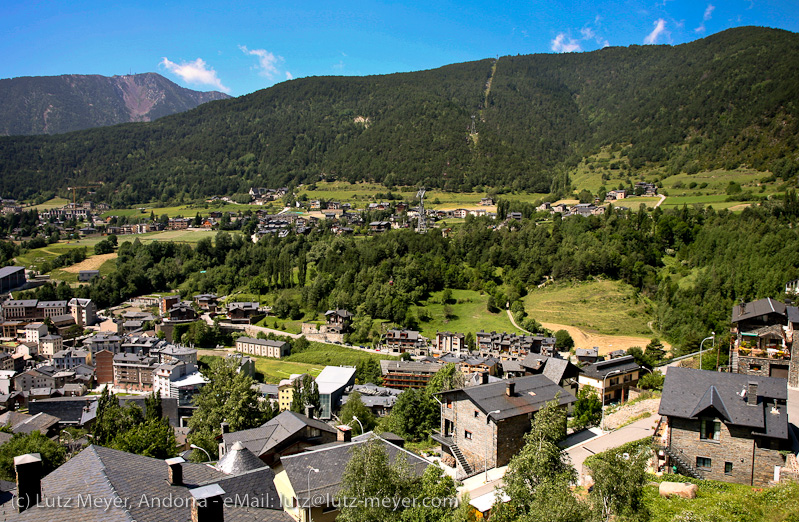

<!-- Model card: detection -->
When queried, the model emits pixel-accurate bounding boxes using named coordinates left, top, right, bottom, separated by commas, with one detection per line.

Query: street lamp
left=484, top=410, right=500, bottom=483
left=699, top=333, right=715, bottom=371
left=351, top=415, right=364, bottom=435
left=190, top=444, right=212, bottom=462
left=600, top=369, right=625, bottom=432
left=307, top=466, right=319, bottom=522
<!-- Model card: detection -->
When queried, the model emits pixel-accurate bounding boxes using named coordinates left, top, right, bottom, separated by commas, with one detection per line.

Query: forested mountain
left=0, top=73, right=230, bottom=136
left=1, top=27, right=797, bottom=205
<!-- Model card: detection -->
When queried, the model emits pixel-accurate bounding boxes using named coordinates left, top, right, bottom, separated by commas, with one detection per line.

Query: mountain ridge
left=0, top=26, right=797, bottom=204
left=0, top=72, right=230, bottom=136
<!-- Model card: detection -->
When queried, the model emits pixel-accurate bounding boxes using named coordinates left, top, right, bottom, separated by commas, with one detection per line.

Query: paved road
left=564, top=415, right=659, bottom=484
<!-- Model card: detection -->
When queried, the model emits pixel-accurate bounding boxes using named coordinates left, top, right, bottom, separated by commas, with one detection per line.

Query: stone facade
left=669, top=417, right=786, bottom=486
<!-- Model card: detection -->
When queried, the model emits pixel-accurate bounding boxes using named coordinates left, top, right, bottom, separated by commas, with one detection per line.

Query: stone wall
left=300, top=323, right=344, bottom=344
left=670, top=417, right=785, bottom=486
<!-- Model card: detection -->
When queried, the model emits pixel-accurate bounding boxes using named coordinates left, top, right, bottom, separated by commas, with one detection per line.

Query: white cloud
left=333, top=60, right=345, bottom=70
left=644, top=19, right=668, bottom=44
left=580, top=27, right=595, bottom=40
left=695, top=4, right=715, bottom=32
left=285, top=71, right=294, bottom=80
left=239, top=45, right=287, bottom=81
left=159, top=57, right=230, bottom=93
left=551, top=33, right=582, bottom=53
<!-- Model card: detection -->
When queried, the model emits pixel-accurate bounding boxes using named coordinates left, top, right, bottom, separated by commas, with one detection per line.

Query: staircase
left=450, top=443, right=473, bottom=476
left=731, top=349, right=739, bottom=373
left=658, top=445, right=704, bottom=480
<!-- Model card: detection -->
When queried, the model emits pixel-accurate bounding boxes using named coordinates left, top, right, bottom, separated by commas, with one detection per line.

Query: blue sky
left=2, top=1, right=797, bottom=96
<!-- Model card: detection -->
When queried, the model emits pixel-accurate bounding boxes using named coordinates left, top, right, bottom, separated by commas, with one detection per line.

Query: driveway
left=564, top=415, right=659, bottom=484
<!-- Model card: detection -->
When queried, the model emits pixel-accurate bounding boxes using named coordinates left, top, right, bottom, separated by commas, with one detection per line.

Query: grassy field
left=644, top=475, right=799, bottom=522
left=26, top=197, right=71, bottom=211
left=100, top=203, right=256, bottom=219
left=284, top=341, right=394, bottom=366
left=523, top=279, right=655, bottom=337
left=413, top=289, right=523, bottom=337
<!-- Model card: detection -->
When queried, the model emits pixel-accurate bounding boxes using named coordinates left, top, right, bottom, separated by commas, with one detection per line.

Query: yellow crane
left=66, top=183, right=102, bottom=207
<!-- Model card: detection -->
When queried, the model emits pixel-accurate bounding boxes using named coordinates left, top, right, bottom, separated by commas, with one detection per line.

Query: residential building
left=273, top=433, right=429, bottom=522
left=77, top=270, right=100, bottom=282
left=342, top=383, right=402, bottom=417
left=153, top=344, right=198, bottom=365
left=314, top=366, right=357, bottom=419
left=475, top=330, right=556, bottom=360
left=153, top=360, right=198, bottom=398
left=23, top=322, right=48, bottom=344
left=94, top=349, right=115, bottom=384
left=324, top=309, right=353, bottom=332
left=193, top=293, right=219, bottom=311
left=167, top=301, right=197, bottom=321
left=68, top=297, right=96, bottom=326
left=657, top=367, right=790, bottom=486
left=113, top=353, right=158, bottom=391
left=39, top=334, right=63, bottom=358
left=219, top=410, right=337, bottom=466
left=83, top=333, right=123, bottom=353
left=730, top=298, right=799, bottom=387
left=278, top=374, right=306, bottom=411
left=3, top=445, right=292, bottom=521
left=578, top=355, right=642, bottom=403
left=0, top=265, right=25, bottom=293
left=384, top=329, right=428, bottom=354
left=435, top=331, right=466, bottom=354
left=520, top=353, right=582, bottom=397
left=380, top=360, right=444, bottom=389
left=52, top=348, right=90, bottom=370
left=226, top=302, right=261, bottom=323
left=159, top=295, right=180, bottom=315
left=434, top=375, right=576, bottom=478
left=235, top=337, right=290, bottom=358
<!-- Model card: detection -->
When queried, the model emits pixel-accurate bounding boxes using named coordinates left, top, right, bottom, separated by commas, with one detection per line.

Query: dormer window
left=700, top=419, right=720, bottom=441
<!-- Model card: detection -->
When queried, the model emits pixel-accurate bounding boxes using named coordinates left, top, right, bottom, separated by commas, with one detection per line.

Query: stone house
left=730, top=297, right=799, bottom=387
left=235, top=337, right=290, bottom=358
left=578, top=355, right=642, bottom=403
left=657, top=367, right=790, bottom=486
left=433, top=375, right=576, bottom=479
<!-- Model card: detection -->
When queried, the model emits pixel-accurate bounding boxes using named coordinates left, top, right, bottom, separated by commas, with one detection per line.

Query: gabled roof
left=280, top=436, right=429, bottom=504
left=659, top=367, right=788, bottom=440
left=688, top=385, right=732, bottom=422
left=221, top=411, right=336, bottom=457
left=731, top=297, right=787, bottom=323
left=438, top=374, right=576, bottom=421
left=6, top=445, right=292, bottom=521
left=581, top=355, right=640, bottom=380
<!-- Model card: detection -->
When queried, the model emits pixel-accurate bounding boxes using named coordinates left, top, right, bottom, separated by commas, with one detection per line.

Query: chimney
left=220, top=421, right=229, bottom=434
left=506, top=382, right=515, bottom=397
left=481, top=372, right=489, bottom=385
left=166, top=456, right=185, bottom=486
left=14, top=453, right=42, bottom=513
left=190, top=484, right=225, bottom=522
left=305, top=405, right=314, bottom=419
left=747, top=381, right=758, bottom=406
left=337, top=425, right=352, bottom=443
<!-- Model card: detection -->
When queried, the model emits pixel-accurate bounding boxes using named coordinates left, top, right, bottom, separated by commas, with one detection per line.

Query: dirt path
left=539, top=321, right=671, bottom=356
left=62, top=253, right=117, bottom=273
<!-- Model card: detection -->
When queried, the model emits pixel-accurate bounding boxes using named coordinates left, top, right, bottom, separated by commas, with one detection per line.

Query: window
left=696, top=457, right=712, bottom=470
left=700, top=419, right=721, bottom=441
left=474, top=410, right=480, bottom=418
left=725, top=462, right=733, bottom=475
left=465, top=430, right=472, bottom=440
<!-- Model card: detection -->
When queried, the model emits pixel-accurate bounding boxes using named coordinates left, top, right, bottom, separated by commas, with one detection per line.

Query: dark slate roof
left=520, top=354, right=581, bottom=383
left=280, top=436, right=429, bottom=504
left=216, top=441, right=266, bottom=475
left=6, top=445, right=293, bottom=522
left=222, top=411, right=336, bottom=456
left=27, top=397, right=180, bottom=427
left=786, top=306, right=799, bottom=324
left=731, top=297, right=787, bottom=322
left=659, top=367, right=789, bottom=440
left=439, top=374, right=576, bottom=421
left=581, top=355, right=641, bottom=380
left=500, top=360, right=524, bottom=373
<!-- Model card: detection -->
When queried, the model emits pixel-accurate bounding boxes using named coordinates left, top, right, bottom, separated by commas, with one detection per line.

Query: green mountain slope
left=0, top=27, right=796, bottom=205
left=0, top=73, right=230, bottom=136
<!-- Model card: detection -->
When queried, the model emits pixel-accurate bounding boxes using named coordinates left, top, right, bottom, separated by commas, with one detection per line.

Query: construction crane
left=416, top=187, right=427, bottom=234
left=66, top=183, right=101, bottom=207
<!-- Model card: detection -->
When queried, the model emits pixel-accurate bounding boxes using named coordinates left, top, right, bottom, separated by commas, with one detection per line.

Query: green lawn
left=523, top=279, right=655, bottom=336
left=26, top=197, right=71, bottom=211
left=284, top=341, right=394, bottom=366
left=413, top=289, right=522, bottom=337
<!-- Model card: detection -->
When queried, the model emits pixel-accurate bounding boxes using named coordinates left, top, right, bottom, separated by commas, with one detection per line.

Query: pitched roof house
left=433, top=375, right=576, bottom=479
left=656, top=367, right=790, bottom=486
